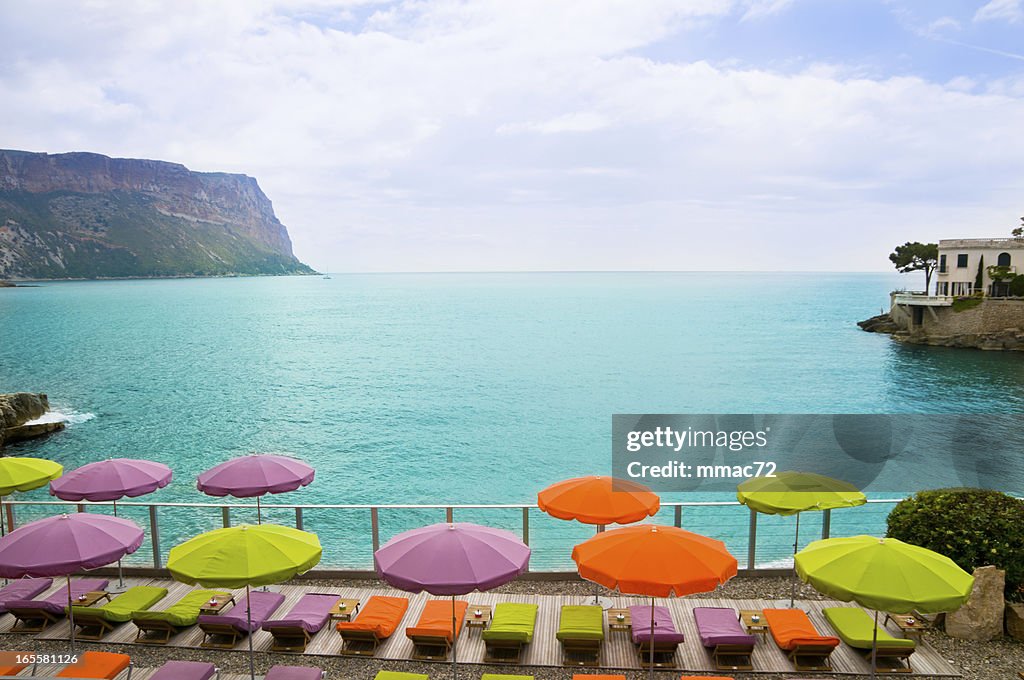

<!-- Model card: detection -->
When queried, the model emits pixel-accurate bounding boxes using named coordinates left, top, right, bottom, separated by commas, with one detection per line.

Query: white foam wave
left=23, top=410, right=96, bottom=426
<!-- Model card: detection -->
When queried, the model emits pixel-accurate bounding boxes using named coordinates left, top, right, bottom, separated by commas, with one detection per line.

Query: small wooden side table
left=198, top=593, right=235, bottom=615
left=607, top=607, right=632, bottom=632
left=884, top=612, right=930, bottom=639
left=73, top=591, right=112, bottom=608
left=738, top=609, right=769, bottom=639
left=465, top=604, right=492, bottom=630
left=329, top=598, right=361, bottom=621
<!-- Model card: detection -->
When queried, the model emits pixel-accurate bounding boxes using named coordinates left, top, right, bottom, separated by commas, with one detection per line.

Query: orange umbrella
left=539, top=475, right=660, bottom=607
left=572, top=524, right=737, bottom=677
left=538, top=475, right=659, bottom=525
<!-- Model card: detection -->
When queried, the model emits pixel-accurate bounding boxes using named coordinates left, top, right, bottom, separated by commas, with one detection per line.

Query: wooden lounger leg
left=272, top=629, right=313, bottom=653
left=864, top=649, right=913, bottom=673
left=483, top=642, right=523, bottom=664
left=712, top=644, right=754, bottom=671
left=790, top=647, right=832, bottom=672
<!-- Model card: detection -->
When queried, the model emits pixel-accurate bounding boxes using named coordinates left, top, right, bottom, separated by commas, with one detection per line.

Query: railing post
left=295, top=507, right=303, bottom=531
left=445, top=507, right=453, bottom=523
left=522, top=507, right=530, bottom=546
left=821, top=508, right=831, bottom=540
left=371, top=507, right=380, bottom=553
left=149, top=505, right=162, bottom=569
left=747, top=508, right=757, bottom=571
left=77, top=504, right=86, bottom=513
left=222, top=507, right=230, bottom=528
left=674, top=505, right=682, bottom=528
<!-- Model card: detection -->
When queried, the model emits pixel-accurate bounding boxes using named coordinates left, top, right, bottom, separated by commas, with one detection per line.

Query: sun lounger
left=405, top=598, right=467, bottom=660
left=693, top=607, right=757, bottom=671
left=265, top=665, right=326, bottom=680
left=337, top=594, right=410, bottom=656
left=556, top=605, right=604, bottom=666
left=149, top=660, right=218, bottom=680
left=198, top=589, right=284, bottom=649
left=629, top=604, right=685, bottom=668
left=263, top=592, right=340, bottom=653
left=823, top=607, right=916, bottom=673
left=482, top=602, right=538, bottom=664
left=0, top=652, right=30, bottom=678
left=131, top=589, right=229, bottom=644
left=69, top=586, right=168, bottom=640
left=762, top=608, right=840, bottom=672
left=39, top=651, right=132, bottom=679
left=7, top=577, right=108, bottom=632
left=0, top=577, right=52, bottom=614
left=374, top=672, right=426, bottom=680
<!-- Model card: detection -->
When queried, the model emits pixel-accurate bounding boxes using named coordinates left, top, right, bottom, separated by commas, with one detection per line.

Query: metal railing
left=3, top=498, right=905, bottom=573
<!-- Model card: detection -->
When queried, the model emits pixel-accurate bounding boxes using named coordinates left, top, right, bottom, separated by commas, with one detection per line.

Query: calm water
left=2, top=273, right=1023, bottom=568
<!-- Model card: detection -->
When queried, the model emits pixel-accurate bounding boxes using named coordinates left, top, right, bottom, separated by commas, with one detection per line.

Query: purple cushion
left=265, top=665, right=322, bottom=680
left=6, top=578, right=108, bottom=615
left=198, top=590, right=285, bottom=632
left=693, top=607, right=757, bottom=648
left=0, top=578, right=52, bottom=614
left=262, top=593, right=339, bottom=634
left=629, top=605, right=685, bottom=644
left=150, top=661, right=216, bottom=680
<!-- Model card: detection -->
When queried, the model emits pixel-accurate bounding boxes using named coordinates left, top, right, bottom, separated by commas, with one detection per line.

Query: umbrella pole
left=648, top=596, right=655, bottom=680
left=1, top=497, right=5, bottom=537
left=871, top=609, right=878, bottom=680
left=114, top=501, right=124, bottom=589
left=67, top=574, right=76, bottom=651
left=789, top=512, right=801, bottom=608
left=257, top=496, right=262, bottom=525
left=451, top=594, right=457, bottom=680
left=247, top=585, right=256, bottom=680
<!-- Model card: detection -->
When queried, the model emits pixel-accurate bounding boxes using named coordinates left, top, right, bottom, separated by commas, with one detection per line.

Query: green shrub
left=887, top=488, right=1024, bottom=599
left=1009, top=275, right=1024, bottom=297
left=951, top=296, right=983, bottom=312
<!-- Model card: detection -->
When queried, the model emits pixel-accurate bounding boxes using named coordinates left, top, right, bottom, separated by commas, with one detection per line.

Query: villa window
left=998, top=252, right=1011, bottom=267
left=957, top=254, right=969, bottom=268
left=939, top=254, right=947, bottom=273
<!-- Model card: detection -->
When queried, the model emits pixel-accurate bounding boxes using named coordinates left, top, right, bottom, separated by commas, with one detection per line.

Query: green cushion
left=133, top=590, right=229, bottom=627
left=482, top=603, right=538, bottom=643
left=374, top=672, right=428, bottom=680
left=556, top=605, right=604, bottom=641
left=823, top=608, right=916, bottom=650
left=481, top=675, right=534, bottom=680
left=70, top=586, right=168, bottom=623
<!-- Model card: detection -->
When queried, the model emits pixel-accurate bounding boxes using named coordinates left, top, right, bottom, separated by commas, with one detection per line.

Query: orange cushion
left=57, top=651, right=131, bottom=678
left=336, top=595, right=409, bottom=638
left=0, top=663, right=28, bottom=676
left=406, top=599, right=468, bottom=641
left=762, top=609, right=840, bottom=651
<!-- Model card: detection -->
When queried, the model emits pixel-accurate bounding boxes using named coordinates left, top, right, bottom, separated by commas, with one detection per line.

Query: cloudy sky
left=1, top=0, right=1023, bottom=272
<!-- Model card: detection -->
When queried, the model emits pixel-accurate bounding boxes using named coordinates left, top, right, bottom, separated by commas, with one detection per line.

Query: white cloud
left=740, top=0, right=796, bottom=21
left=0, top=0, right=1022, bottom=272
left=974, top=0, right=1023, bottom=23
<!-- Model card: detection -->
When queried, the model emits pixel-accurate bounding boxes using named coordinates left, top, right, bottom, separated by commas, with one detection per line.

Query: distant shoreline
left=1, top=272, right=322, bottom=284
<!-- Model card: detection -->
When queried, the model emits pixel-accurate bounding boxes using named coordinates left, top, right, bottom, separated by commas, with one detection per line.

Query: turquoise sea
left=2, top=273, right=1023, bottom=569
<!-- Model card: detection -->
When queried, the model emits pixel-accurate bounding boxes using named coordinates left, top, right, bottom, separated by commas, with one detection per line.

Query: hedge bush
left=1009, top=274, right=1024, bottom=297
left=887, top=488, right=1024, bottom=599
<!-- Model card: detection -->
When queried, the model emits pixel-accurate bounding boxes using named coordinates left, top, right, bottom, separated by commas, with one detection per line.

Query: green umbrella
left=168, top=524, right=322, bottom=680
left=795, top=535, right=973, bottom=678
left=737, top=471, right=866, bottom=606
left=0, top=457, right=63, bottom=536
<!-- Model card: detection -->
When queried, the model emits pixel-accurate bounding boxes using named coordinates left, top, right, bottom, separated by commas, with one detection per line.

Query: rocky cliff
left=0, top=393, right=63, bottom=447
left=0, top=149, right=314, bottom=278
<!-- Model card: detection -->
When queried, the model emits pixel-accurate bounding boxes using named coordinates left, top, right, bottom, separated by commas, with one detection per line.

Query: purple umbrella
left=50, top=459, right=172, bottom=589
left=0, top=513, right=144, bottom=649
left=197, top=454, right=314, bottom=524
left=375, top=523, right=531, bottom=680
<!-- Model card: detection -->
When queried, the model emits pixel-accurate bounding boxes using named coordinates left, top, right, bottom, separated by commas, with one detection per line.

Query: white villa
left=935, top=238, right=1024, bottom=297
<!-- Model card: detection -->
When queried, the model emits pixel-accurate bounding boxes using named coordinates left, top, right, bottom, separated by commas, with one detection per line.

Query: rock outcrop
left=0, top=149, right=314, bottom=279
left=857, top=313, right=900, bottom=334
left=0, top=392, right=64, bottom=446
left=946, top=566, right=1006, bottom=641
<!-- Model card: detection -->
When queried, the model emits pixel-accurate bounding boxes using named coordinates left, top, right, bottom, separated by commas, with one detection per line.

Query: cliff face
left=0, top=149, right=313, bottom=279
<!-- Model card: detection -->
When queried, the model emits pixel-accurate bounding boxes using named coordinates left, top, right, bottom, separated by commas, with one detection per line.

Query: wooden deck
left=4, top=577, right=960, bottom=677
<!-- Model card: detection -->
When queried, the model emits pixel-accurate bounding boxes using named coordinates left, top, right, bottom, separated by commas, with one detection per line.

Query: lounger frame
left=559, top=636, right=601, bottom=667
left=483, top=638, right=527, bottom=664
left=199, top=619, right=247, bottom=649
left=636, top=640, right=679, bottom=668
left=860, top=646, right=914, bottom=673
left=266, top=624, right=316, bottom=653
left=8, top=606, right=63, bottom=633
left=787, top=642, right=836, bottom=672
left=133, top=619, right=184, bottom=645
left=710, top=642, right=754, bottom=671
left=70, top=611, right=119, bottom=641
left=338, top=628, right=385, bottom=656
left=408, top=633, right=454, bottom=660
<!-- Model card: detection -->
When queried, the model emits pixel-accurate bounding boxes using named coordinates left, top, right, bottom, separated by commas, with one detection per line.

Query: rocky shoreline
left=0, top=392, right=65, bottom=447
